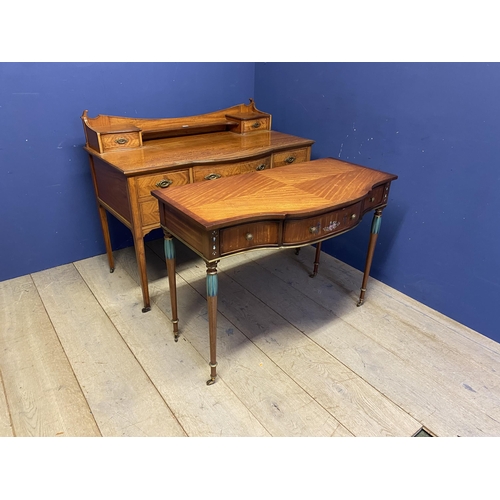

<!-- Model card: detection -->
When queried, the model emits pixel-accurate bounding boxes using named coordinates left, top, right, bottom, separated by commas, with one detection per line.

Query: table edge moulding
left=81, top=99, right=315, bottom=311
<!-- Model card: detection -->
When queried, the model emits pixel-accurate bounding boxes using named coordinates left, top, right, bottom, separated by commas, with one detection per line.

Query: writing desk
left=152, top=158, right=398, bottom=384
left=81, top=101, right=314, bottom=312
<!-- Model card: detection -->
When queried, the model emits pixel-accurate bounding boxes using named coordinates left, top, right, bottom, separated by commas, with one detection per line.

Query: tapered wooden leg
left=97, top=205, right=115, bottom=273
left=310, top=241, right=322, bottom=278
left=132, top=231, right=151, bottom=312
left=206, top=261, right=219, bottom=386
left=357, top=208, right=383, bottom=307
left=164, top=233, right=179, bottom=341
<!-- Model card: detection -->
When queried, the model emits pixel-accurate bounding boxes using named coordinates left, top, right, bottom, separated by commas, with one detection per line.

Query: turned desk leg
left=97, top=205, right=115, bottom=273
left=357, top=208, right=383, bottom=307
left=206, top=261, right=219, bottom=386
left=294, top=242, right=322, bottom=277
left=310, top=242, right=322, bottom=278
left=164, top=233, right=179, bottom=341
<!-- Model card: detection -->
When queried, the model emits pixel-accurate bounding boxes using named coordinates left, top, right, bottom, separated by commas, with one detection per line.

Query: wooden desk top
left=152, top=158, right=398, bottom=229
left=89, top=131, right=313, bottom=176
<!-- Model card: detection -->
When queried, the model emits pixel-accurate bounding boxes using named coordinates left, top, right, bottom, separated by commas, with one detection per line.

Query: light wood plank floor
left=2, top=240, right=500, bottom=437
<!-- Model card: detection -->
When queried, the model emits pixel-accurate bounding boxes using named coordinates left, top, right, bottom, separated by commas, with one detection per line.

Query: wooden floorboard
left=114, top=245, right=350, bottom=436
left=74, top=254, right=271, bottom=437
left=237, top=246, right=500, bottom=436
left=146, top=241, right=421, bottom=437
left=32, top=264, right=186, bottom=437
left=0, top=275, right=100, bottom=437
left=2, top=240, right=500, bottom=437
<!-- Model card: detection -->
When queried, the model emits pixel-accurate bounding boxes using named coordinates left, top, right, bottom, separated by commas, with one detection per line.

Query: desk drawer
left=192, top=157, right=271, bottom=183
left=100, top=132, right=141, bottom=151
left=220, top=221, right=280, bottom=255
left=363, top=183, right=388, bottom=211
left=238, top=117, right=270, bottom=133
left=136, top=169, right=190, bottom=199
left=283, top=202, right=362, bottom=245
left=273, top=147, right=309, bottom=168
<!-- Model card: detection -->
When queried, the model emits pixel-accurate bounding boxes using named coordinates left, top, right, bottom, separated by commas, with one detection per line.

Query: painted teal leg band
left=164, top=238, right=175, bottom=260
left=206, top=273, right=218, bottom=297
left=371, top=215, right=382, bottom=234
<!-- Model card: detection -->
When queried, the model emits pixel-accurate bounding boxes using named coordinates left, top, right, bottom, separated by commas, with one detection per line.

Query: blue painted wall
left=255, top=62, right=500, bottom=343
left=0, top=62, right=255, bottom=281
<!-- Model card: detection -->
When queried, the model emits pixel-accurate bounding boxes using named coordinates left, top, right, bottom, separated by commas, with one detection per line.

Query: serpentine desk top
left=152, top=157, right=397, bottom=232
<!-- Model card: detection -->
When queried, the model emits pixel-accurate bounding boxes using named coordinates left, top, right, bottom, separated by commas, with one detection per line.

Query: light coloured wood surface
left=2, top=240, right=500, bottom=436
left=74, top=254, right=271, bottom=437
left=113, top=245, right=350, bottom=437
left=0, top=275, right=99, bottom=437
left=0, top=368, right=14, bottom=436
left=238, top=246, right=500, bottom=437
left=31, top=265, right=186, bottom=437
left=146, top=240, right=420, bottom=437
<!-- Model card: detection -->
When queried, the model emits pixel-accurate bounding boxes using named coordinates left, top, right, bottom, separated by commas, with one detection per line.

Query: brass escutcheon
left=245, top=233, right=253, bottom=241
left=115, top=138, right=128, bottom=145
left=205, top=173, right=222, bottom=181
left=351, top=213, right=357, bottom=219
left=285, top=156, right=296, bottom=164
left=156, top=179, right=173, bottom=188
left=256, top=164, right=266, bottom=171
left=252, top=121, right=261, bottom=128
left=309, top=225, right=319, bottom=234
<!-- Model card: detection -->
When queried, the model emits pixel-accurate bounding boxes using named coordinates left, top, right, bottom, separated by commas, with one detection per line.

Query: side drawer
left=283, top=202, right=362, bottom=245
left=273, top=147, right=310, bottom=168
left=192, top=156, right=271, bottom=183
left=135, top=169, right=190, bottom=199
left=100, top=132, right=141, bottom=151
left=220, top=221, right=280, bottom=255
left=238, top=117, right=270, bottom=133
left=363, top=183, right=388, bottom=211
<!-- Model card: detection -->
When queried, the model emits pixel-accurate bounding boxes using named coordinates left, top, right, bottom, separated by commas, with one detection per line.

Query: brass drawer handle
left=155, top=179, right=173, bottom=189
left=309, top=225, right=320, bottom=234
left=245, top=233, right=253, bottom=241
left=285, top=156, right=296, bottom=164
left=204, top=173, right=222, bottom=181
left=369, top=197, right=375, bottom=202
left=351, top=213, right=357, bottom=220
left=252, top=121, right=261, bottom=129
left=115, top=138, right=129, bottom=145
left=256, top=164, right=266, bottom=171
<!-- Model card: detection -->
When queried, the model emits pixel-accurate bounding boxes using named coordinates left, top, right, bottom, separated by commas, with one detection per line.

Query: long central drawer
left=192, top=157, right=271, bottom=182
left=283, top=202, right=362, bottom=245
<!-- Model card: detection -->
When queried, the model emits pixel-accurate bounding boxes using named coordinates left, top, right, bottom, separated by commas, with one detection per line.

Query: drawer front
left=273, top=147, right=309, bottom=168
left=283, top=202, right=362, bottom=245
left=239, top=117, right=270, bottom=133
left=192, top=157, right=271, bottom=183
left=363, top=183, right=388, bottom=211
left=136, top=169, right=190, bottom=199
left=139, top=199, right=160, bottom=228
left=220, top=221, right=280, bottom=255
left=100, top=132, right=141, bottom=151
